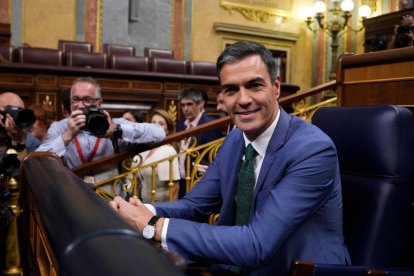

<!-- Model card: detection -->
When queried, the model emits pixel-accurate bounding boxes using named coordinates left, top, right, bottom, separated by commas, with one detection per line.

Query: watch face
left=143, top=225, right=155, bottom=239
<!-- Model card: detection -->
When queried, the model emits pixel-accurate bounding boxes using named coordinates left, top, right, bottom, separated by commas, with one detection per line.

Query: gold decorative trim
left=96, top=0, right=103, bottom=52
left=220, top=0, right=292, bottom=23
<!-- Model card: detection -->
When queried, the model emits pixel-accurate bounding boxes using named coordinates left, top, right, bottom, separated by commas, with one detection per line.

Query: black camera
left=397, top=24, right=413, bottom=34
left=82, top=106, right=109, bottom=136
left=1, top=105, right=36, bottom=129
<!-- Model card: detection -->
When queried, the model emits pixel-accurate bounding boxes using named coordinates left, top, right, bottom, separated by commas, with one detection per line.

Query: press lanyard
left=74, top=136, right=101, bottom=165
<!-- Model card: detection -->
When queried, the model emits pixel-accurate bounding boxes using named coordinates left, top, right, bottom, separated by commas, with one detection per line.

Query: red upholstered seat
left=110, top=55, right=149, bottom=71
left=66, top=52, right=107, bottom=69
left=15, top=47, right=63, bottom=66
left=151, top=58, right=186, bottom=74
left=144, top=47, right=173, bottom=59
left=58, top=40, right=93, bottom=53
left=188, top=61, right=217, bottom=76
left=103, top=44, right=135, bottom=57
left=0, top=45, right=14, bottom=62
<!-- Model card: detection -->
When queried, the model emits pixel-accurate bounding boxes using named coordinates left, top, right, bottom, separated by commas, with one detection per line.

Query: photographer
left=388, top=13, right=414, bottom=49
left=0, top=92, right=39, bottom=271
left=36, top=77, right=166, bottom=184
left=0, top=92, right=40, bottom=161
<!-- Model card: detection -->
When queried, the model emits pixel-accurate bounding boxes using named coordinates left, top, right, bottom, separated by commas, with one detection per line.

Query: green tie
left=236, top=143, right=257, bottom=225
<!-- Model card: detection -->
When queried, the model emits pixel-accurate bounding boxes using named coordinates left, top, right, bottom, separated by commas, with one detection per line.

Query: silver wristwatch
left=142, top=216, right=161, bottom=239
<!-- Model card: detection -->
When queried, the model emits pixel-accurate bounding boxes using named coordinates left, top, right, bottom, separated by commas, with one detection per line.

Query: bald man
left=0, top=92, right=41, bottom=158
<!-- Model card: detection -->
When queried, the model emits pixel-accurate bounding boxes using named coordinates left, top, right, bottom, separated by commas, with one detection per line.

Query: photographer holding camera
left=0, top=92, right=40, bottom=270
left=36, top=77, right=166, bottom=184
left=0, top=92, right=40, bottom=163
left=388, top=13, right=414, bottom=49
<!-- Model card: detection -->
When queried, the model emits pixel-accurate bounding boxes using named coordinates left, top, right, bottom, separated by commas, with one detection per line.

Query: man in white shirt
left=36, top=77, right=165, bottom=184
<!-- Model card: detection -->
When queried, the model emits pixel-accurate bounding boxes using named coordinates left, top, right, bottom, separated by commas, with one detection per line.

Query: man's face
left=216, top=93, right=228, bottom=116
left=0, top=92, right=25, bottom=126
left=70, top=82, right=102, bottom=112
left=180, top=98, right=202, bottom=122
left=220, top=55, right=280, bottom=141
left=400, top=0, right=409, bottom=10
left=402, top=15, right=414, bottom=27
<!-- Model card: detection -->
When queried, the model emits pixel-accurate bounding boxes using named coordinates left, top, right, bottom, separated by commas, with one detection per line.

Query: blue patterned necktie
left=236, top=143, right=257, bottom=225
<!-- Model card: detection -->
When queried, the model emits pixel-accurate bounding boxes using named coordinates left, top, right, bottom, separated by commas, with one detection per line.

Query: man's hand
left=61, top=110, right=86, bottom=145
left=2, top=113, right=25, bottom=144
left=109, top=196, right=153, bottom=232
left=102, top=110, right=117, bottom=138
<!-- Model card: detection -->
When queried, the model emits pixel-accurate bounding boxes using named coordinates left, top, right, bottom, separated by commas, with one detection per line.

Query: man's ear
left=274, top=75, right=281, bottom=99
left=198, top=100, right=205, bottom=108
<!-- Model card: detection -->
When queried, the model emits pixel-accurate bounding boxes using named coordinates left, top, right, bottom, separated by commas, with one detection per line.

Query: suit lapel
left=219, top=130, right=245, bottom=224
left=252, top=109, right=291, bottom=205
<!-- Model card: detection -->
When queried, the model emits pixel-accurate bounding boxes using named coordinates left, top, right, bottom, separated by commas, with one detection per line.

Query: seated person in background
left=110, top=41, right=349, bottom=275
left=399, top=0, right=410, bottom=10
left=60, top=87, right=71, bottom=118
left=136, top=109, right=180, bottom=203
left=122, top=110, right=144, bottom=123
left=217, top=91, right=235, bottom=134
left=176, top=87, right=223, bottom=197
left=388, top=13, right=414, bottom=49
left=36, top=77, right=165, bottom=185
left=29, top=104, right=57, bottom=142
left=216, top=92, right=228, bottom=118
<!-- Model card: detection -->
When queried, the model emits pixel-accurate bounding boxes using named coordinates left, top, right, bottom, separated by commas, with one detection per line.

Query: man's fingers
left=109, top=200, right=119, bottom=210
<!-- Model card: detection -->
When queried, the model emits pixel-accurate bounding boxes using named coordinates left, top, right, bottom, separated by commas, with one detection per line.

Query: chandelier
left=305, top=0, right=372, bottom=81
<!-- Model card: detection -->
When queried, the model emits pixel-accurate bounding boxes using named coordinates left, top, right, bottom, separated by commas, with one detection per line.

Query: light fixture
left=305, top=0, right=371, bottom=84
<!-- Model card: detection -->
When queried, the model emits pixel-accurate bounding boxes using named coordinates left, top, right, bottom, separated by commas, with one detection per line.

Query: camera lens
left=83, top=106, right=109, bottom=136
left=87, top=113, right=109, bottom=136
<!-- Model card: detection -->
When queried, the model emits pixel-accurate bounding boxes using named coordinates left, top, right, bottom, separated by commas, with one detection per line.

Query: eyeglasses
left=70, top=96, right=101, bottom=106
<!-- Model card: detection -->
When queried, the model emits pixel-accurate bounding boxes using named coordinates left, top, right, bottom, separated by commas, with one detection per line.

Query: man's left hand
left=102, top=110, right=117, bottom=138
left=3, top=114, right=25, bottom=144
left=109, top=196, right=153, bottom=232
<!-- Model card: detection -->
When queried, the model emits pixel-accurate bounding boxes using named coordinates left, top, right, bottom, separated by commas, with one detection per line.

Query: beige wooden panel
left=22, top=0, right=76, bottom=48
left=343, top=61, right=414, bottom=83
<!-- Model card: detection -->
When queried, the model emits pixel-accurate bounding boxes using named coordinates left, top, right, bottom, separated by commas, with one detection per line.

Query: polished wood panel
left=336, top=47, right=414, bottom=106
left=0, top=63, right=300, bottom=120
left=0, top=23, right=11, bottom=45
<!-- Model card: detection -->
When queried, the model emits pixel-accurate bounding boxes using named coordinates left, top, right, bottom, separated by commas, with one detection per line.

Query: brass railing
left=94, top=137, right=225, bottom=203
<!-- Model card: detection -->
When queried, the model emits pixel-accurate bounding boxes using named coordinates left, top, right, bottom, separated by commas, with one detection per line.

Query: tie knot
left=245, top=144, right=256, bottom=161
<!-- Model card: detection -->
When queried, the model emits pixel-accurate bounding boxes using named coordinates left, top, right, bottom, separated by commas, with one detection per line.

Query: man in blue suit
left=176, top=87, right=223, bottom=197
left=111, top=41, right=350, bottom=275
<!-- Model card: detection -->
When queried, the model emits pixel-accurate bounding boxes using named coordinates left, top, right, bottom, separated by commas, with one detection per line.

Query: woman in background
left=122, top=110, right=144, bottom=123
left=137, top=109, right=180, bottom=202
left=29, top=104, right=57, bottom=142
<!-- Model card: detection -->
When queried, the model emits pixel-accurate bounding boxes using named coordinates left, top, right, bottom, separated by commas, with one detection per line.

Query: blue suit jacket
left=176, top=112, right=222, bottom=146
left=156, top=109, right=350, bottom=275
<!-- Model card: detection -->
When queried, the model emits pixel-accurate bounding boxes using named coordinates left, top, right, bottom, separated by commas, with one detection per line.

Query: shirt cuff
left=144, top=203, right=156, bottom=215
left=161, top=218, right=169, bottom=251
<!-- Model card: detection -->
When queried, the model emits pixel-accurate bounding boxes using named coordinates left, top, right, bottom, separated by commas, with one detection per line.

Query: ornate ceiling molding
left=220, top=0, right=292, bottom=23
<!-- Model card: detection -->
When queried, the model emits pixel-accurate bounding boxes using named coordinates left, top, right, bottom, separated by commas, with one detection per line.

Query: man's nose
left=238, top=88, right=252, bottom=105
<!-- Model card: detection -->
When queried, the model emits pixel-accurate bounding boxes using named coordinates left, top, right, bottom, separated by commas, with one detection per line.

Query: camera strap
left=74, top=136, right=101, bottom=165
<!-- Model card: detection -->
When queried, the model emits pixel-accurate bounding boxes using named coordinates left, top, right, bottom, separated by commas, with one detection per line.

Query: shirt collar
left=243, top=108, right=280, bottom=158
left=185, top=112, right=203, bottom=129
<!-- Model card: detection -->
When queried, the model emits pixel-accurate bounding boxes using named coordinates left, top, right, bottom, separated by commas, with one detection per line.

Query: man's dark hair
left=216, top=41, right=277, bottom=84
left=128, top=110, right=144, bottom=123
left=60, top=88, right=71, bottom=114
left=178, top=87, right=205, bottom=103
left=401, top=12, right=414, bottom=20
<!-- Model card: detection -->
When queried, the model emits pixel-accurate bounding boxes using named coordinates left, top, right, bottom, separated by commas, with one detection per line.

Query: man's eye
left=223, top=87, right=237, bottom=94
